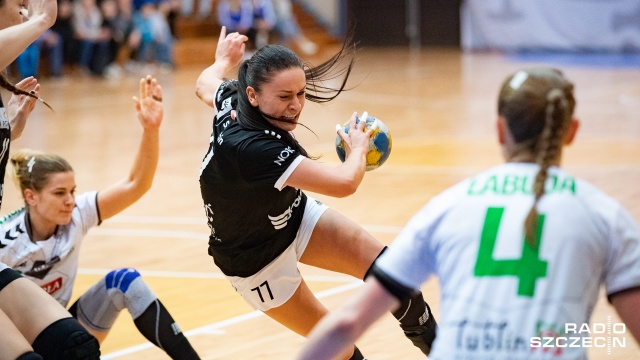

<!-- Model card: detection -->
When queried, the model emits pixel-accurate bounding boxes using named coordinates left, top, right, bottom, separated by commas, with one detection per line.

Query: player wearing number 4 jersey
left=298, top=68, right=640, bottom=360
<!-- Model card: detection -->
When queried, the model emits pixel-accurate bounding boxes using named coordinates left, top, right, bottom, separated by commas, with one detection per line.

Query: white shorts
left=226, top=196, right=328, bottom=311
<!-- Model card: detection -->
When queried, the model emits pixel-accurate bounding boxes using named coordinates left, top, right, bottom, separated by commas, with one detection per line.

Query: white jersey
left=376, top=163, right=640, bottom=360
left=0, top=192, right=99, bottom=307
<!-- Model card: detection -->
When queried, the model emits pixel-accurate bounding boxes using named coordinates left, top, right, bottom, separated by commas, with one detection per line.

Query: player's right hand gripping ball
left=335, top=115, right=392, bottom=171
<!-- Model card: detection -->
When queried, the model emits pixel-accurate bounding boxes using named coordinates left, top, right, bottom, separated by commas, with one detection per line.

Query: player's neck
left=26, top=211, right=58, bottom=242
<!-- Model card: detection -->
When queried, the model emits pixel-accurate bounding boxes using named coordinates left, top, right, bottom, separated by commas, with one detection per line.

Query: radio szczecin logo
left=530, top=317, right=626, bottom=355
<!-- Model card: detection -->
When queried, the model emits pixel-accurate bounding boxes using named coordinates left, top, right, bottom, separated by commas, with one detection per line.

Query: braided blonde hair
left=498, top=68, right=575, bottom=247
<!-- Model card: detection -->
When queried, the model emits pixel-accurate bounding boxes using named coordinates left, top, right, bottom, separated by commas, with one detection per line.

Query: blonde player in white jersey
left=0, top=0, right=103, bottom=359
left=0, top=76, right=200, bottom=359
left=298, top=68, right=640, bottom=360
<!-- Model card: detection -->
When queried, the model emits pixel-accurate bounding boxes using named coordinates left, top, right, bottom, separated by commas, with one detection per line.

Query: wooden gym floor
left=2, top=47, right=640, bottom=359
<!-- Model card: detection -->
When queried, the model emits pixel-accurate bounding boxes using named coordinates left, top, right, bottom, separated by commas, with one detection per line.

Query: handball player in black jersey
left=194, top=26, right=438, bottom=359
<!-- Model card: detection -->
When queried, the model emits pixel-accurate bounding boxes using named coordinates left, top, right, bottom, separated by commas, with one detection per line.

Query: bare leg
left=0, top=308, right=37, bottom=360
left=0, top=277, right=72, bottom=343
left=299, top=208, right=383, bottom=278
left=264, top=279, right=356, bottom=360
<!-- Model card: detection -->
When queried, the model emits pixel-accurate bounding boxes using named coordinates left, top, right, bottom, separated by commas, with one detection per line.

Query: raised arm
left=195, top=26, right=248, bottom=109
left=284, top=112, right=373, bottom=197
left=96, top=76, right=163, bottom=220
left=0, top=0, right=57, bottom=69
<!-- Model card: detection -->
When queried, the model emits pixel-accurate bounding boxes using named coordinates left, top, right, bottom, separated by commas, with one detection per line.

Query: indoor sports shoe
left=400, top=302, right=438, bottom=355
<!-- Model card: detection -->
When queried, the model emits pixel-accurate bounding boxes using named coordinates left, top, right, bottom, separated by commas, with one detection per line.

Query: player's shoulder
left=235, top=128, right=289, bottom=149
left=73, top=191, right=99, bottom=215
left=0, top=207, right=27, bottom=227
left=215, top=79, right=238, bottom=103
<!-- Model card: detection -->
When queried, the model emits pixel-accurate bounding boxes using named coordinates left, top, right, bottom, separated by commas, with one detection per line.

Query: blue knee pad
left=73, top=268, right=156, bottom=332
left=105, top=268, right=156, bottom=318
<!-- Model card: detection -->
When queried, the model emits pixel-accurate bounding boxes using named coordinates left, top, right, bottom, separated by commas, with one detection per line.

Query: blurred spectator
left=14, top=30, right=64, bottom=78
left=130, top=0, right=175, bottom=69
left=165, top=0, right=180, bottom=38
left=52, top=0, right=79, bottom=66
left=181, top=0, right=212, bottom=18
left=272, top=0, right=317, bottom=55
left=216, top=0, right=253, bottom=36
left=99, top=0, right=124, bottom=77
left=217, top=0, right=276, bottom=53
left=249, top=0, right=276, bottom=50
left=73, top=0, right=113, bottom=75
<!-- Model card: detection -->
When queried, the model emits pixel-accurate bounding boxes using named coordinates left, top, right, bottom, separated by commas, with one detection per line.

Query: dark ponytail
left=0, top=73, right=53, bottom=111
left=236, top=39, right=355, bottom=157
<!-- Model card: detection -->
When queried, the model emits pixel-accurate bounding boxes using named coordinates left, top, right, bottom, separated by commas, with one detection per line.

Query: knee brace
left=32, top=317, right=100, bottom=360
left=104, top=268, right=156, bottom=318
left=73, top=268, right=156, bottom=332
left=15, top=352, right=43, bottom=360
left=0, top=268, right=22, bottom=292
left=363, top=246, right=388, bottom=280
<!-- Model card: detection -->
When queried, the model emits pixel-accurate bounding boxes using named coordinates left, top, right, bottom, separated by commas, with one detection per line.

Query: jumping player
left=297, top=67, right=640, bottom=359
left=194, top=26, right=438, bottom=359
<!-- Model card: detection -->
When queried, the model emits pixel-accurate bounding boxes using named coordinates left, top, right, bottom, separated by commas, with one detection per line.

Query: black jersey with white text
left=199, top=80, right=307, bottom=277
left=0, top=96, right=12, bottom=211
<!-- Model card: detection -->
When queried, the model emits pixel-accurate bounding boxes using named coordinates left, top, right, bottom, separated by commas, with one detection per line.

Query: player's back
left=427, top=162, right=637, bottom=360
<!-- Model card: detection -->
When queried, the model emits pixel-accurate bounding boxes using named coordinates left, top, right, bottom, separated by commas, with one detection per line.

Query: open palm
left=134, top=75, right=163, bottom=130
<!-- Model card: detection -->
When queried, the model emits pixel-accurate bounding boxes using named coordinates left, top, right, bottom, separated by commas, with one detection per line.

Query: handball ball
left=335, top=115, right=392, bottom=171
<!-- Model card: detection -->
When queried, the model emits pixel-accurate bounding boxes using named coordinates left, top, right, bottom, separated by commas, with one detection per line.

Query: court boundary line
left=101, top=281, right=363, bottom=359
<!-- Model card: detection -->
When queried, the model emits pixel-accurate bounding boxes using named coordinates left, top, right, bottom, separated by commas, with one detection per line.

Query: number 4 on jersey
left=474, top=207, right=548, bottom=297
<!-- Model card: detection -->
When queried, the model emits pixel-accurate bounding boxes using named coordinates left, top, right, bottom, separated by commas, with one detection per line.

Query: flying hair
left=0, top=73, right=54, bottom=111
left=236, top=37, right=356, bottom=158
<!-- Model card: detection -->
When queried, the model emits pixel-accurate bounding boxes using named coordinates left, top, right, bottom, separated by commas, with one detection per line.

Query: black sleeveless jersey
left=0, top=96, right=11, bottom=211
left=199, top=80, right=307, bottom=277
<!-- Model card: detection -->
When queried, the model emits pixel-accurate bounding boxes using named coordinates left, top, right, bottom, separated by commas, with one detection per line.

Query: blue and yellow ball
left=335, top=115, right=392, bottom=171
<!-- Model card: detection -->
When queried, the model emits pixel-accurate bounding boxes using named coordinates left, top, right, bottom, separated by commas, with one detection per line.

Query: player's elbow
left=195, top=85, right=213, bottom=107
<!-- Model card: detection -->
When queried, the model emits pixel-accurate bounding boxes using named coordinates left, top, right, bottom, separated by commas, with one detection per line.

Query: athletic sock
left=392, top=292, right=438, bottom=355
left=133, top=299, right=200, bottom=360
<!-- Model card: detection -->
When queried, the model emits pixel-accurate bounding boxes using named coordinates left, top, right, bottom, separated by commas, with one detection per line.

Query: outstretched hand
left=336, top=111, right=373, bottom=159
left=7, top=77, right=40, bottom=141
left=215, top=26, right=249, bottom=69
left=26, top=0, right=57, bottom=27
left=133, top=75, right=163, bottom=130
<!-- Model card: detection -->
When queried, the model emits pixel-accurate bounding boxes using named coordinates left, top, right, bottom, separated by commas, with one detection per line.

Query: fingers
left=15, top=77, right=38, bottom=91
left=357, top=111, right=369, bottom=131
left=348, top=111, right=369, bottom=132
left=138, top=75, right=162, bottom=102
left=218, top=26, right=227, bottom=45
left=152, top=84, right=163, bottom=102
left=139, top=76, right=146, bottom=100
left=348, top=111, right=358, bottom=130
